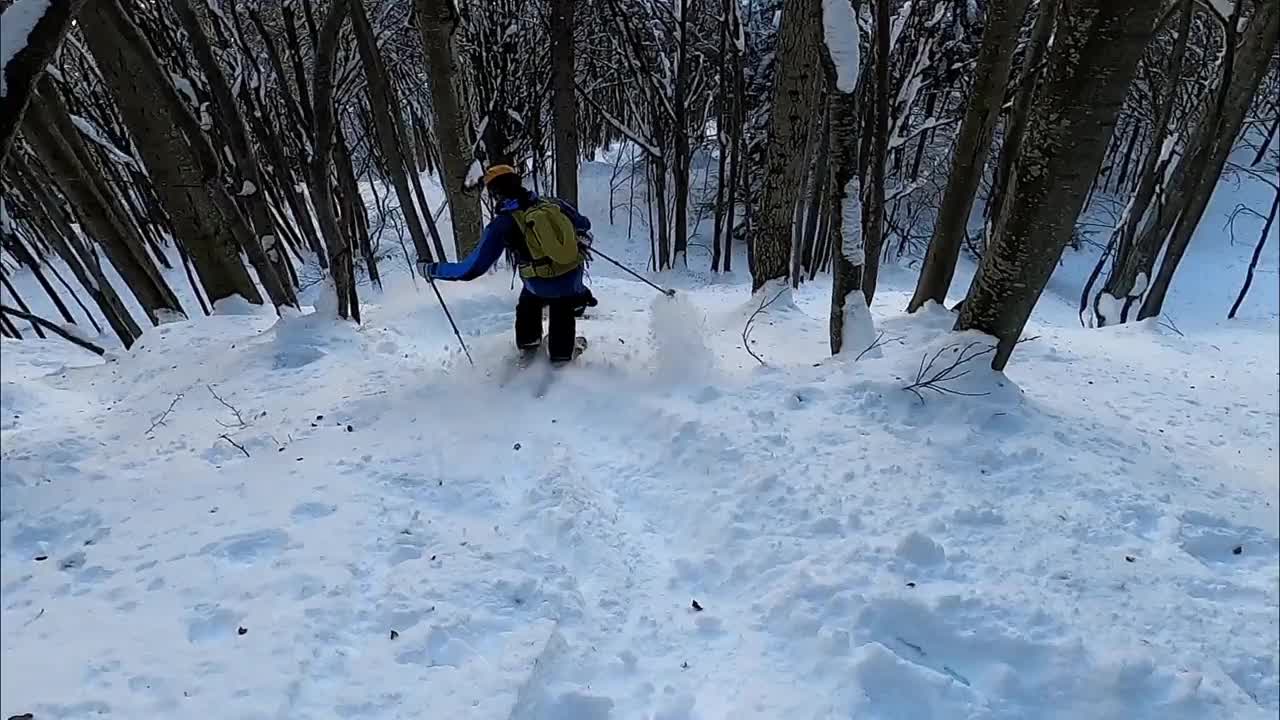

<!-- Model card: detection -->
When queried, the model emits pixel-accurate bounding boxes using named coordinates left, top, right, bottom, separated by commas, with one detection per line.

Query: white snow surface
left=821, top=0, right=860, bottom=93
left=1, top=161, right=1277, bottom=720
left=0, top=0, right=51, bottom=98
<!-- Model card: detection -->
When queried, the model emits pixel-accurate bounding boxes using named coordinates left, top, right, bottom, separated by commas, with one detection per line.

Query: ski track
left=1, top=270, right=1277, bottom=719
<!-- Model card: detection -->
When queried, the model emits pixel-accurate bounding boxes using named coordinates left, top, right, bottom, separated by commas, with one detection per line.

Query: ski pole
left=584, top=244, right=676, bottom=297
left=427, top=275, right=474, bottom=366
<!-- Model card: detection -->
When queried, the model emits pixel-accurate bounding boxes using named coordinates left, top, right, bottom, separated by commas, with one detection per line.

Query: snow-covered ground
left=2, top=161, right=1277, bottom=719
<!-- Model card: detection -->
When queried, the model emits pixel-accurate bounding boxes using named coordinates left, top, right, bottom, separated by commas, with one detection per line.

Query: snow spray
left=648, top=293, right=714, bottom=382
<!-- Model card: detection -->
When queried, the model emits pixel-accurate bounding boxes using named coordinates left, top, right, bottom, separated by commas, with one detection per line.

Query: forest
left=1, top=0, right=1274, bottom=366
left=0, top=0, right=1278, bottom=718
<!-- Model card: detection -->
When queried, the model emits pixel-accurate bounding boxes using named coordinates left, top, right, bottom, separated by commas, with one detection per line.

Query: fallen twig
left=207, top=384, right=247, bottom=428
left=219, top=434, right=250, bottom=458
left=146, top=393, right=185, bottom=435
left=854, top=331, right=903, bottom=362
left=902, top=336, right=1037, bottom=404
left=1158, top=314, right=1184, bottom=337
left=742, top=288, right=787, bottom=366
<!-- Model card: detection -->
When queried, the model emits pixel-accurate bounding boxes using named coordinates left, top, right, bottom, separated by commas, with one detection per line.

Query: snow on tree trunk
left=415, top=0, right=484, bottom=258
left=955, top=0, right=1163, bottom=371
left=908, top=0, right=1030, bottom=313
left=822, top=2, right=874, bottom=356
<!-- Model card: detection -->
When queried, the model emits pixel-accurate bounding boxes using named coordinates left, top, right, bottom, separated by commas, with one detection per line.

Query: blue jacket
left=432, top=193, right=592, bottom=298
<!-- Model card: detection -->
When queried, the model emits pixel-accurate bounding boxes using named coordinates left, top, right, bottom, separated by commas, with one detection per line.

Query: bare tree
left=1138, top=0, right=1279, bottom=319
left=908, top=0, right=1030, bottom=312
left=751, top=0, right=824, bottom=291
left=955, top=0, right=1163, bottom=370
left=308, top=0, right=360, bottom=321
left=415, top=0, right=484, bottom=257
left=1, top=0, right=93, bottom=167
left=79, top=0, right=265, bottom=308
left=551, top=0, right=580, bottom=205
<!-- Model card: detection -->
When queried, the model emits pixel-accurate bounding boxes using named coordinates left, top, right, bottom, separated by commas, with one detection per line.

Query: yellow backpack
left=510, top=200, right=581, bottom=279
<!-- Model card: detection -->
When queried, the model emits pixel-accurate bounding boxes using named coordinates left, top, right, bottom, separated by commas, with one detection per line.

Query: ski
left=496, top=343, right=544, bottom=387
left=532, top=337, right=587, bottom=398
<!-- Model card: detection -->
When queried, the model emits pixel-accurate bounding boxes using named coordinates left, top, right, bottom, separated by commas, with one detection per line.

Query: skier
left=422, top=165, right=596, bottom=364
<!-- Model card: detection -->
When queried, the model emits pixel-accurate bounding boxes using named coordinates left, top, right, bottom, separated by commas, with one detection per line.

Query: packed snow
left=1, top=160, right=1277, bottom=719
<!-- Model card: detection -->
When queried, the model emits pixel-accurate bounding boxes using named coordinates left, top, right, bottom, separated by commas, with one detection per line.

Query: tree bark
left=955, top=0, right=1162, bottom=370
left=908, top=0, right=1030, bottom=312
left=826, top=50, right=865, bottom=355
left=551, top=0, right=580, bottom=206
left=859, top=0, right=890, bottom=305
left=79, top=0, right=264, bottom=307
left=351, top=0, right=436, bottom=264
left=0, top=0, right=90, bottom=168
left=23, top=82, right=182, bottom=326
left=8, top=152, right=141, bottom=345
left=984, top=0, right=1059, bottom=245
left=308, top=0, right=360, bottom=321
left=1090, top=0, right=1193, bottom=325
left=414, top=0, right=483, bottom=257
left=752, top=0, right=824, bottom=291
left=172, top=0, right=298, bottom=309
left=1138, top=0, right=1279, bottom=320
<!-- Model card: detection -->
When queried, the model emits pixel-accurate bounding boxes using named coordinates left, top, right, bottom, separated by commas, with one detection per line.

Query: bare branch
left=146, top=393, right=185, bottom=435
left=902, top=337, right=1038, bottom=403
left=207, top=384, right=246, bottom=428
left=742, top=288, right=787, bottom=366
left=218, top=434, right=250, bottom=457
left=0, top=304, right=105, bottom=355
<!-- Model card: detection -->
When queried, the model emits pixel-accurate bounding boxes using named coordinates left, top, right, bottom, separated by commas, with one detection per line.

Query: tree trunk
left=908, top=0, right=1030, bottom=312
left=1091, top=0, right=1193, bottom=325
left=1228, top=187, right=1278, bottom=319
left=826, top=42, right=866, bottom=355
left=0, top=0, right=90, bottom=168
left=414, top=0, right=483, bottom=257
left=984, top=0, right=1059, bottom=244
left=752, top=0, right=824, bottom=291
left=8, top=153, right=141, bottom=345
left=23, top=82, right=182, bottom=326
left=350, top=0, right=436, bottom=264
left=859, top=0, right=891, bottom=305
left=1138, top=0, right=1279, bottom=320
left=955, top=0, right=1162, bottom=370
left=172, top=0, right=297, bottom=309
left=334, top=131, right=379, bottom=290
left=309, top=0, right=360, bottom=321
left=551, top=0, right=580, bottom=206
left=1, top=230, right=76, bottom=325
left=79, top=0, right=264, bottom=308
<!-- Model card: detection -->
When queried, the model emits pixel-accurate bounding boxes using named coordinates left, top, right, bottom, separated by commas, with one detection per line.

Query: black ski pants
left=515, top=289, right=577, bottom=362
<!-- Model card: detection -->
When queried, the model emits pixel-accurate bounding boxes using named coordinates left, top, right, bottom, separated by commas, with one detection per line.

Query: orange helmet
left=482, top=164, right=518, bottom=187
